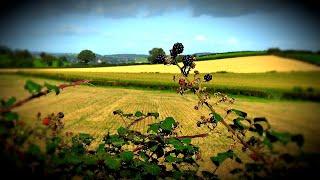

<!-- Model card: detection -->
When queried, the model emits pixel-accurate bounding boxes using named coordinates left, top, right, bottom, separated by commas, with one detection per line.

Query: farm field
left=1, top=74, right=319, bottom=173
left=2, top=68, right=320, bottom=100
left=2, top=55, right=320, bottom=73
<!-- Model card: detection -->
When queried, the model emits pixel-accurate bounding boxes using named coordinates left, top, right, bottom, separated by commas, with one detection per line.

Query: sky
left=0, top=0, right=319, bottom=55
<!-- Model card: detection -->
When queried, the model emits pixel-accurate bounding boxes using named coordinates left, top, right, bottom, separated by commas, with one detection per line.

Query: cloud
left=194, top=35, right=206, bottom=41
left=56, top=25, right=99, bottom=36
left=1, top=0, right=316, bottom=21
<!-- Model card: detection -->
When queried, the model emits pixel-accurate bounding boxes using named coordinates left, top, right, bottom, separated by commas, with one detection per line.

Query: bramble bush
left=0, top=43, right=318, bottom=179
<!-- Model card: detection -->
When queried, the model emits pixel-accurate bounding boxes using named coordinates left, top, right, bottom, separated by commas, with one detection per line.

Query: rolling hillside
left=4, top=55, right=320, bottom=73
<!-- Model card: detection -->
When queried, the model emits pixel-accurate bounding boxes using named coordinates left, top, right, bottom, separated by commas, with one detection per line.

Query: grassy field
left=1, top=75, right=320, bottom=173
left=2, top=55, right=319, bottom=73
left=196, top=51, right=268, bottom=61
left=2, top=69, right=320, bottom=100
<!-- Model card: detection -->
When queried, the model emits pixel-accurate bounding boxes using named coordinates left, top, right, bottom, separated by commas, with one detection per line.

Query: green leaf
left=165, top=155, right=176, bottom=162
left=210, top=150, right=234, bottom=166
left=147, top=112, right=159, bottom=119
left=253, top=123, right=264, bottom=136
left=113, top=109, right=123, bottom=115
left=27, top=144, right=41, bottom=156
left=82, top=155, right=97, bottom=165
left=181, top=138, right=191, bottom=144
left=263, top=137, right=273, bottom=149
left=24, top=80, right=42, bottom=94
left=212, top=112, right=223, bottom=122
left=160, top=117, right=176, bottom=131
left=233, top=117, right=246, bottom=131
left=44, top=82, right=60, bottom=95
left=167, top=138, right=182, bottom=147
left=291, top=134, right=304, bottom=147
left=143, top=163, right=161, bottom=176
left=253, top=117, right=268, bottom=123
left=4, top=112, right=19, bottom=121
left=134, top=111, right=143, bottom=117
left=117, top=127, right=128, bottom=136
left=267, top=130, right=292, bottom=145
left=104, top=156, right=121, bottom=170
left=148, top=123, right=160, bottom=133
left=4, top=97, right=16, bottom=107
left=235, top=157, right=242, bottom=164
left=65, top=154, right=82, bottom=165
left=120, top=151, right=134, bottom=162
left=228, top=109, right=247, bottom=118
left=105, top=134, right=126, bottom=147
left=139, top=152, right=149, bottom=161
left=79, top=133, right=94, bottom=145
left=46, top=137, right=61, bottom=154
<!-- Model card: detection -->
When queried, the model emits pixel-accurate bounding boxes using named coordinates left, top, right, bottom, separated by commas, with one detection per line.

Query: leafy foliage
left=0, top=42, right=316, bottom=179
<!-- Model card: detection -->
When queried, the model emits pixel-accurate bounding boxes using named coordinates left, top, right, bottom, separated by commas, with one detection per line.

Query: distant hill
left=31, top=52, right=148, bottom=64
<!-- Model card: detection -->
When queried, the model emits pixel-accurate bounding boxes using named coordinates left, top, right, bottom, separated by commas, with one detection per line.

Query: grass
left=2, top=55, right=319, bottom=73
left=276, top=52, right=320, bottom=66
left=196, top=51, right=268, bottom=61
left=1, top=74, right=320, bottom=173
left=2, top=69, right=320, bottom=101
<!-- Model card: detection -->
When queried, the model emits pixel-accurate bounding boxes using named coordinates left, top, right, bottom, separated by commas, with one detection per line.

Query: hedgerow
left=0, top=43, right=318, bottom=179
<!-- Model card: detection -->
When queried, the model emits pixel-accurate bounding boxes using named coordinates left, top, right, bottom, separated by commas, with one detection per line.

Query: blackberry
left=57, top=112, right=64, bottom=118
left=204, top=74, right=212, bottom=82
left=182, top=55, right=193, bottom=66
left=170, top=49, right=177, bottom=58
left=172, top=42, right=184, bottom=54
left=155, top=54, right=166, bottom=64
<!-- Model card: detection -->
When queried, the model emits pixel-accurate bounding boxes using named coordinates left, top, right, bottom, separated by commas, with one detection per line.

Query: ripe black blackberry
left=57, top=112, right=64, bottom=118
left=155, top=54, right=166, bottom=64
left=182, top=55, right=193, bottom=66
left=170, top=49, right=177, bottom=58
left=172, top=42, right=184, bottom=54
left=204, top=74, right=212, bottom=82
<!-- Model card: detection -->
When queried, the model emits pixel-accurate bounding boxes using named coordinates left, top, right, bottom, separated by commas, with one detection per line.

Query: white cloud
left=194, top=35, right=206, bottom=41
left=227, top=37, right=238, bottom=45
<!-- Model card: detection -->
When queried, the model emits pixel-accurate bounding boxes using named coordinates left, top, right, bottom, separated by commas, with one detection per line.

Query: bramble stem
left=126, top=115, right=152, bottom=129
left=0, top=80, right=91, bottom=113
left=174, top=63, right=266, bottom=162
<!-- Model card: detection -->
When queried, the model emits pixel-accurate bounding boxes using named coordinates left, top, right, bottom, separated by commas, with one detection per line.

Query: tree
left=147, top=48, right=166, bottom=64
left=77, top=50, right=96, bottom=64
left=267, top=48, right=281, bottom=54
left=0, top=45, right=12, bottom=55
left=40, top=52, right=58, bottom=66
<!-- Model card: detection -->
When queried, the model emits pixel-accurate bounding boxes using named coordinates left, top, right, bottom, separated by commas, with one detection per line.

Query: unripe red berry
left=249, top=153, right=259, bottom=161
left=179, top=78, right=186, bottom=86
left=42, top=117, right=50, bottom=126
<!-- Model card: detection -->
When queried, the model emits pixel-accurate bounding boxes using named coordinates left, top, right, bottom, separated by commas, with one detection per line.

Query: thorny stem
left=126, top=115, right=152, bottom=129
left=174, top=63, right=266, bottom=162
left=0, top=80, right=91, bottom=113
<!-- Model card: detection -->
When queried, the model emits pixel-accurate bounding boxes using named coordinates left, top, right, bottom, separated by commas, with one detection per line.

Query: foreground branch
left=0, top=80, right=91, bottom=113
left=127, top=115, right=152, bottom=129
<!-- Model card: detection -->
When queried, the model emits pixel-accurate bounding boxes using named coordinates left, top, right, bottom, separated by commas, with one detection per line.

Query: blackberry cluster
left=182, top=55, right=193, bottom=66
left=170, top=42, right=184, bottom=57
left=155, top=54, right=166, bottom=64
left=204, top=74, right=212, bottom=82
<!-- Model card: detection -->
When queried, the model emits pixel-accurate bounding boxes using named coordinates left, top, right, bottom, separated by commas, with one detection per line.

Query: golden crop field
left=2, top=55, right=320, bottom=73
left=1, top=74, right=319, bottom=174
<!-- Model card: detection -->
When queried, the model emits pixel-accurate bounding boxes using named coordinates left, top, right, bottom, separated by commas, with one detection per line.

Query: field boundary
left=1, top=71, right=319, bottom=102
